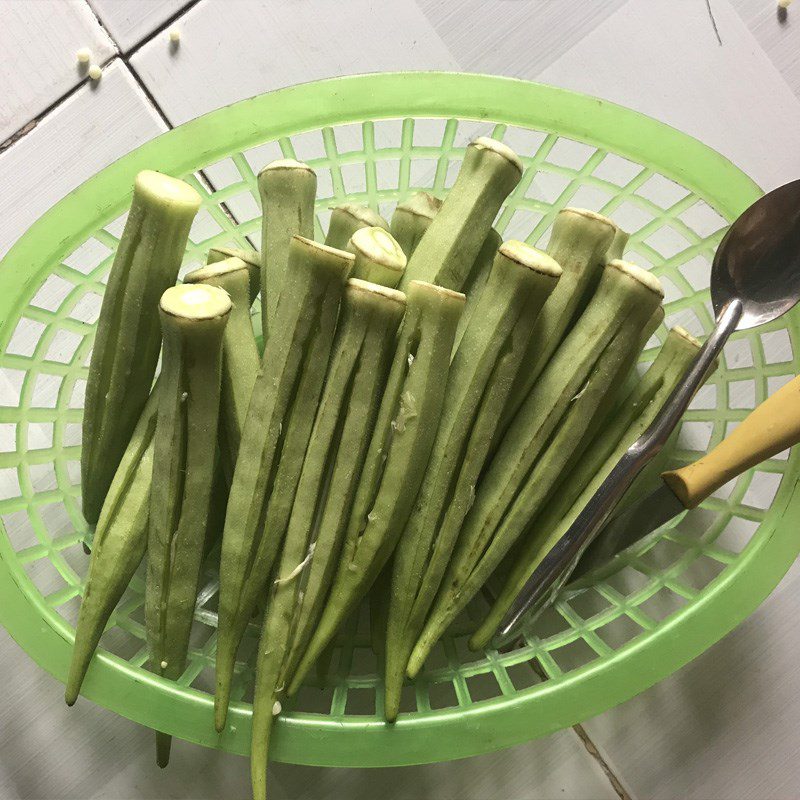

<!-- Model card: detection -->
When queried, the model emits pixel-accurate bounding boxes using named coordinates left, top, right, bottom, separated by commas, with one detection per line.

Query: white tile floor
left=1, top=1, right=800, bottom=798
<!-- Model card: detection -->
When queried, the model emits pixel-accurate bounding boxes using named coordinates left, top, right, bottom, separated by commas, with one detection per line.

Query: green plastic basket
left=1, top=72, right=798, bottom=768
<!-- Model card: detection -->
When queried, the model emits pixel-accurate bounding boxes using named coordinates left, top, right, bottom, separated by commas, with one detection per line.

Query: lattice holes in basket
left=0, top=115, right=794, bottom=726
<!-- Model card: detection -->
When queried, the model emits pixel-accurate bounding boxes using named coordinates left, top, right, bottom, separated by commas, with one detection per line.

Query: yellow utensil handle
left=663, top=374, right=800, bottom=509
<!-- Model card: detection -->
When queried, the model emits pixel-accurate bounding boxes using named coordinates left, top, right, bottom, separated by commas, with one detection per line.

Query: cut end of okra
left=347, top=277, right=407, bottom=309
left=607, top=259, right=664, bottom=298
left=670, top=324, right=702, bottom=348
left=407, top=279, right=466, bottom=304
left=472, top=136, right=523, bottom=174
left=160, top=283, right=232, bottom=321
left=394, top=192, right=443, bottom=221
left=206, top=247, right=260, bottom=305
left=499, top=240, right=562, bottom=278
left=134, top=170, right=202, bottom=212
left=185, top=256, right=250, bottom=286
left=606, top=226, right=630, bottom=262
left=292, top=235, right=355, bottom=276
left=349, top=226, right=407, bottom=286
left=258, top=158, right=315, bottom=176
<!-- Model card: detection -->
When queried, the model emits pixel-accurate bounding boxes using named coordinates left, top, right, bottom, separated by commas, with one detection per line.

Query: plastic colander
left=1, top=72, right=798, bottom=768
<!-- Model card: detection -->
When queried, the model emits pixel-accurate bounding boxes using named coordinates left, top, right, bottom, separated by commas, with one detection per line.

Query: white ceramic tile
left=0, top=0, right=116, bottom=142
left=0, top=59, right=166, bottom=261
left=537, top=0, right=800, bottom=192
left=581, top=560, right=800, bottom=800
left=0, top=629, right=616, bottom=799
left=130, top=0, right=458, bottom=125
left=416, top=0, right=628, bottom=77
left=88, top=0, right=194, bottom=53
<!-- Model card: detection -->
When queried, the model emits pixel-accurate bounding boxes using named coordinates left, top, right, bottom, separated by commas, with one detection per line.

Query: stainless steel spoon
left=498, top=179, right=800, bottom=638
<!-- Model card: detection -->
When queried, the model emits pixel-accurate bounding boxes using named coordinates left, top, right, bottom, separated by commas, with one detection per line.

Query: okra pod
left=288, top=281, right=465, bottom=695
left=324, top=203, right=389, bottom=250
left=383, top=242, right=560, bottom=721
left=498, top=208, right=617, bottom=440
left=258, top=159, right=317, bottom=337
left=347, top=226, right=407, bottom=288
left=185, top=258, right=259, bottom=480
left=249, top=280, right=405, bottom=799
left=469, top=326, right=702, bottom=648
left=65, top=387, right=159, bottom=706
left=214, top=237, right=352, bottom=731
left=389, top=192, right=442, bottom=257
left=145, top=284, right=230, bottom=767
left=408, top=261, right=663, bottom=676
left=207, top=245, right=261, bottom=305
left=399, top=138, right=522, bottom=291
left=82, top=171, right=201, bottom=523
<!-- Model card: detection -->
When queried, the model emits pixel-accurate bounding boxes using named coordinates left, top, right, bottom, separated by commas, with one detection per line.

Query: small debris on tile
left=168, top=28, right=181, bottom=44
left=88, top=64, right=102, bottom=81
left=76, top=48, right=91, bottom=64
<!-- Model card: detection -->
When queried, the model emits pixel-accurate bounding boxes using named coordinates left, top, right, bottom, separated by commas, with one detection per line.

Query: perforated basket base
left=1, top=73, right=798, bottom=768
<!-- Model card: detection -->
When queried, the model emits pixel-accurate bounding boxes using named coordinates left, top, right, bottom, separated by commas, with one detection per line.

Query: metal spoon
left=498, top=179, right=800, bottom=638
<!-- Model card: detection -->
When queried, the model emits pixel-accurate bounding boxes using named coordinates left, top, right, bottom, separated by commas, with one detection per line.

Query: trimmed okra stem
left=249, top=279, right=406, bottom=800
left=347, top=226, right=407, bottom=288
left=389, top=192, right=442, bottom=257
left=258, top=159, right=317, bottom=338
left=288, top=281, right=465, bottom=696
left=383, top=241, right=560, bottom=721
left=408, top=260, right=663, bottom=676
left=469, top=326, right=702, bottom=649
left=185, top=258, right=260, bottom=480
left=214, top=237, right=352, bottom=732
left=66, top=387, right=159, bottom=706
left=399, top=138, right=522, bottom=291
left=498, top=208, right=617, bottom=440
left=146, top=284, right=230, bottom=767
left=82, top=170, right=201, bottom=523
left=324, top=203, right=389, bottom=250
left=207, top=245, right=261, bottom=305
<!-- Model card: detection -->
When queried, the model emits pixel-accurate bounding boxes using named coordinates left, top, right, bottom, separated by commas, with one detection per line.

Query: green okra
left=383, top=241, right=561, bottom=721
left=498, top=208, right=617, bottom=441
left=408, top=261, right=663, bottom=676
left=207, top=245, right=261, bottom=305
left=66, top=387, right=159, bottom=706
left=454, top=228, right=503, bottom=353
left=606, top=226, right=630, bottom=262
left=288, top=281, right=465, bottom=696
left=145, top=283, right=230, bottom=767
left=324, top=203, right=389, bottom=250
left=399, top=138, right=522, bottom=291
left=82, top=170, right=201, bottom=523
left=347, top=226, right=407, bottom=287
left=249, top=280, right=406, bottom=800
left=258, top=159, right=317, bottom=338
left=389, top=192, right=442, bottom=257
left=185, top=258, right=260, bottom=481
left=214, top=237, right=352, bottom=732
left=369, top=564, right=391, bottom=659
left=469, top=326, right=702, bottom=649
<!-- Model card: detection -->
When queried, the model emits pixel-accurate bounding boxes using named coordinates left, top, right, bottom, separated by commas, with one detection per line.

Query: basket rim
left=1, top=71, right=797, bottom=768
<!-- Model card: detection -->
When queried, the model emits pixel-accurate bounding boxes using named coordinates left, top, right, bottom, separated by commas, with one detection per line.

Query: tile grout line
left=529, top=658, right=631, bottom=800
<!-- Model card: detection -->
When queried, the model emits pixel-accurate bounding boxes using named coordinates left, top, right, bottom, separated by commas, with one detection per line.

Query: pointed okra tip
left=499, top=240, right=562, bottom=278
left=160, top=282, right=232, bottom=321
left=134, top=170, right=202, bottom=212
left=607, top=258, right=664, bottom=299
left=472, top=136, right=523, bottom=174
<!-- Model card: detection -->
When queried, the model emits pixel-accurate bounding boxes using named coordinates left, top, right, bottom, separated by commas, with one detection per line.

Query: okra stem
left=389, top=192, right=442, bottom=257
left=66, top=387, right=159, bottom=706
left=249, top=280, right=405, bottom=800
left=324, top=203, right=389, bottom=250
left=498, top=208, right=617, bottom=441
left=145, top=284, right=230, bottom=767
left=347, top=226, right=407, bottom=288
left=383, top=242, right=560, bottom=721
left=399, top=138, right=522, bottom=291
left=408, top=261, right=663, bottom=676
left=288, top=281, right=464, bottom=696
left=185, top=258, right=259, bottom=480
left=82, top=171, right=201, bottom=523
left=214, top=237, right=352, bottom=732
left=469, top=326, right=702, bottom=648
left=258, top=159, right=316, bottom=338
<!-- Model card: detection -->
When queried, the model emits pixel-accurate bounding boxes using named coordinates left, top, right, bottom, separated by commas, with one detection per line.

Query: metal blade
left=570, top=481, right=687, bottom=580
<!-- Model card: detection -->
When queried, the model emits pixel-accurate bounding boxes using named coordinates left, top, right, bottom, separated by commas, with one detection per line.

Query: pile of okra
left=68, top=138, right=704, bottom=800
